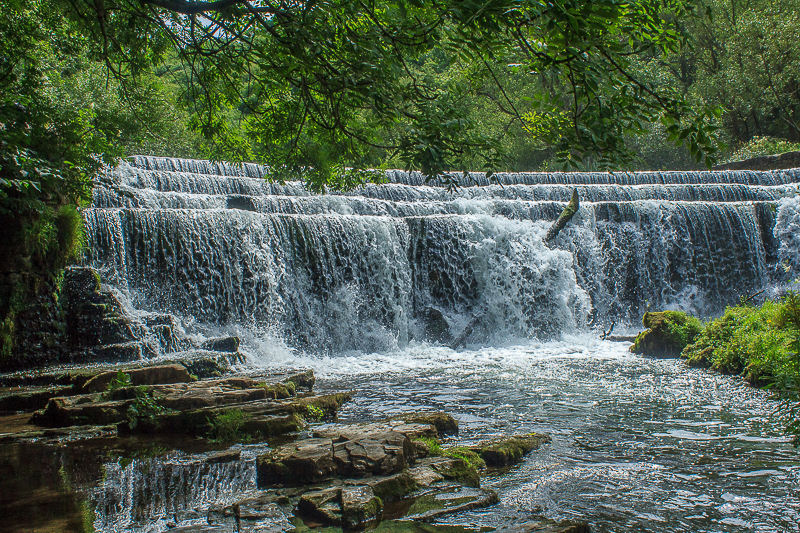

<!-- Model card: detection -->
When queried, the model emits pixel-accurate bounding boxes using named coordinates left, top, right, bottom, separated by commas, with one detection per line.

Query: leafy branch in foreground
left=60, top=0, right=719, bottom=183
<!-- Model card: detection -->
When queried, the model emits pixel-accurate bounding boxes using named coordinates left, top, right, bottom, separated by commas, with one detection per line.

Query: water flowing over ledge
left=84, top=156, right=800, bottom=354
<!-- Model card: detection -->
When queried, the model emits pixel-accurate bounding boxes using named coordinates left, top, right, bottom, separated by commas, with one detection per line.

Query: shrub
left=725, top=136, right=800, bottom=163
left=681, top=293, right=800, bottom=444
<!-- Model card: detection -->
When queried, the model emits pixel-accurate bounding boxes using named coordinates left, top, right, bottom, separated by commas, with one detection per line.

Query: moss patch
left=631, top=311, right=703, bottom=357
left=474, top=433, right=550, bottom=467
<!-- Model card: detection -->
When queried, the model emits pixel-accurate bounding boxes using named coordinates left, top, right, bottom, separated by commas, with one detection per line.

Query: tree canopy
left=45, top=0, right=719, bottom=187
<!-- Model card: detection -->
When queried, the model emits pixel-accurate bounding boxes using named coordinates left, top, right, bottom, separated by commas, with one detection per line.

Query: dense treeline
left=1, top=0, right=799, bottom=357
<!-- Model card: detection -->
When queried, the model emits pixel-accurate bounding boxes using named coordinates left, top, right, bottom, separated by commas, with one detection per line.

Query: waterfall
left=83, top=157, right=800, bottom=352
left=91, top=451, right=256, bottom=532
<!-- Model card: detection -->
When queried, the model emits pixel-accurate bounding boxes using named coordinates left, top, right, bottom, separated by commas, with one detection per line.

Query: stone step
left=0, top=351, right=245, bottom=388
left=31, top=373, right=326, bottom=429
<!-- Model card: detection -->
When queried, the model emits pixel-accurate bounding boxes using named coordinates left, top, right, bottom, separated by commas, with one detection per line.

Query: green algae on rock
left=631, top=311, right=703, bottom=357
left=471, top=433, right=551, bottom=467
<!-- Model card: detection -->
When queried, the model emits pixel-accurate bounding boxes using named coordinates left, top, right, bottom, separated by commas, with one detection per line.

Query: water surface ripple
left=269, top=336, right=800, bottom=532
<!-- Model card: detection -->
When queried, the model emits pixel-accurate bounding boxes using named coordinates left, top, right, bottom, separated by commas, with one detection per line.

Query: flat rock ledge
left=0, top=360, right=586, bottom=531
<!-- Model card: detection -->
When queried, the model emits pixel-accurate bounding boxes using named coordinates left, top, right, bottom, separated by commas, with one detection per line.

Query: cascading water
left=74, top=157, right=800, bottom=532
left=91, top=451, right=259, bottom=531
left=84, top=156, right=800, bottom=351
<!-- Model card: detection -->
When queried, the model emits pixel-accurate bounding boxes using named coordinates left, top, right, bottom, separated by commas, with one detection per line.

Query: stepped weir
left=84, top=156, right=800, bottom=352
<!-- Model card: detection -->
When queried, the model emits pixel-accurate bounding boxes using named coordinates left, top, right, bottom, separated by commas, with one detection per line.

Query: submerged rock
left=630, top=311, right=703, bottom=358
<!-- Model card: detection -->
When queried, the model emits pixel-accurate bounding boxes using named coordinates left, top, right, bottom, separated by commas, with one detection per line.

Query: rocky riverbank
left=0, top=355, right=589, bottom=532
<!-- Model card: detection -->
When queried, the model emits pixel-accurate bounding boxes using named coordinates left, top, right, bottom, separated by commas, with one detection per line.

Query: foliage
left=125, top=386, right=167, bottom=430
left=681, top=292, right=800, bottom=443
left=305, top=404, right=325, bottom=422
left=107, top=370, right=133, bottom=392
left=645, top=0, right=800, bottom=166
left=206, top=409, right=252, bottom=443
left=51, top=0, right=719, bottom=183
left=725, top=136, right=800, bottom=164
left=0, top=0, right=205, bottom=358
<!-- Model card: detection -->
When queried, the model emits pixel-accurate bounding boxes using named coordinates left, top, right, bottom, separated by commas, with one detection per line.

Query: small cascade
left=91, top=451, right=257, bottom=531
left=82, top=157, right=800, bottom=353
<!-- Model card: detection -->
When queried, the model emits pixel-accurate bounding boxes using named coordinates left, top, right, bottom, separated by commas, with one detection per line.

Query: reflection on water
left=304, top=337, right=800, bottom=533
left=2, top=337, right=798, bottom=532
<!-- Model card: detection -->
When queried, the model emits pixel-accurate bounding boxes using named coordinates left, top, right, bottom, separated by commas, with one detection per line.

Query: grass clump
left=305, top=404, right=325, bottom=421
left=680, top=292, right=800, bottom=444
left=206, top=409, right=251, bottom=443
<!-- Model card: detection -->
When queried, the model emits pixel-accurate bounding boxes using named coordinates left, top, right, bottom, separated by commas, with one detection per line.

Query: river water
left=242, top=336, right=800, bottom=533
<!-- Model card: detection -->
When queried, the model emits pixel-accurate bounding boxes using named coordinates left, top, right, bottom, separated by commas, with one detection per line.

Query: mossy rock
left=681, top=344, right=714, bottom=368
left=429, top=457, right=480, bottom=488
left=257, top=380, right=296, bottom=399
left=294, top=392, right=353, bottom=421
left=631, top=311, right=703, bottom=358
left=474, top=433, right=551, bottom=467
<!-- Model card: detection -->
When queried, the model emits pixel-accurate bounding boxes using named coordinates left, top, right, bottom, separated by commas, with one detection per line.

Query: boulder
left=390, top=411, right=458, bottom=436
left=283, top=369, right=315, bottom=390
left=425, top=456, right=481, bottom=488
left=630, top=311, right=703, bottom=358
left=258, top=438, right=337, bottom=486
left=201, top=336, right=240, bottom=353
left=341, top=486, right=383, bottom=530
left=299, top=487, right=344, bottom=525
left=332, top=431, right=413, bottom=477
left=258, top=430, right=413, bottom=487
left=365, top=470, right=419, bottom=503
